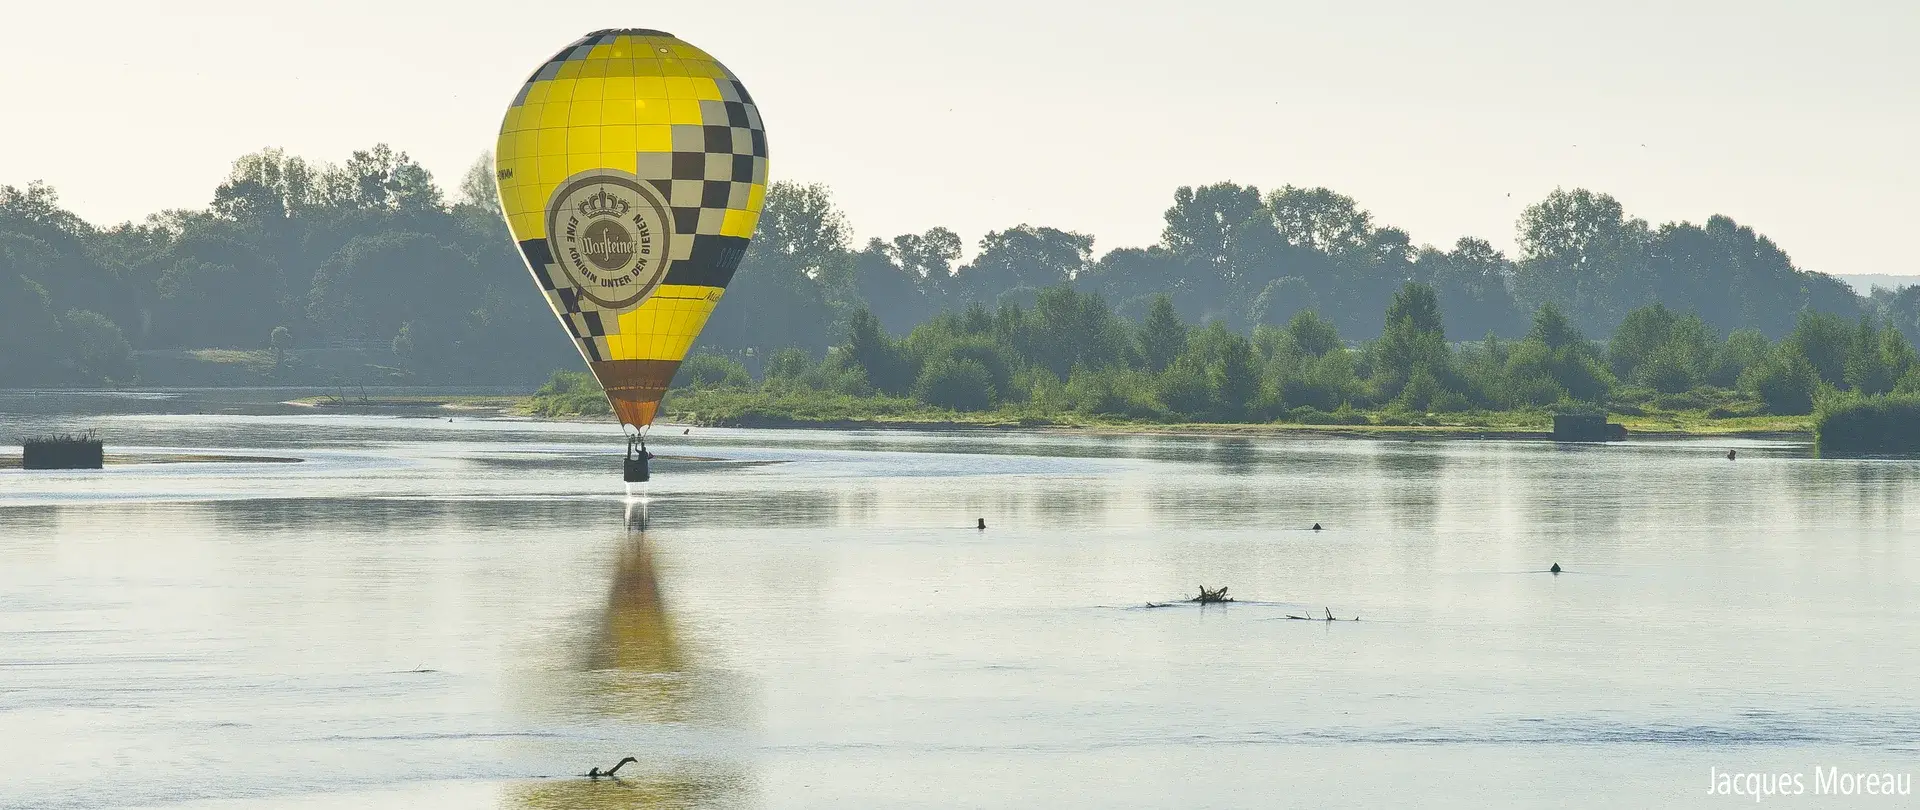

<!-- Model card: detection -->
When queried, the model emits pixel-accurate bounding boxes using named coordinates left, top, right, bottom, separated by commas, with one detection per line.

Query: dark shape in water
left=588, top=756, right=637, bottom=779
left=1727, top=449, right=1737, bottom=461
left=1550, top=563, right=1562, bottom=575
left=23, top=433, right=104, bottom=470
left=977, top=518, right=986, bottom=530
left=1552, top=413, right=1627, bottom=443
left=1311, top=523, right=1323, bottom=531
left=1192, top=585, right=1232, bottom=604
left=1287, top=609, right=1359, bottom=621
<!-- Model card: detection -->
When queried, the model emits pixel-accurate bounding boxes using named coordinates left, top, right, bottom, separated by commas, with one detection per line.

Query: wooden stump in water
left=1191, top=585, right=1233, bottom=604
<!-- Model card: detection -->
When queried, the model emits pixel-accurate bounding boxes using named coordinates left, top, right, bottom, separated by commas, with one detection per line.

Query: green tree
left=1246, top=276, right=1317, bottom=328
left=1286, top=311, right=1342, bottom=357
left=1513, top=303, right=1613, bottom=403
left=763, top=347, right=814, bottom=381
left=1267, top=185, right=1374, bottom=256
left=322, top=143, right=443, bottom=212
left=676, top=354, right=751, bottom=389
left=1844, top=318, right=1895, bottom=395
left=1785, top=311, right=1853, bottom=387
left=0, top=273, right=62, bottom=385
left=1137, top=293, right=1187, bottom=372
left=1026, top=286, right=1129, bottom=377
left=844, top=308, right=913, bottom=394
left=954, top=225, right=1094, bottom=307
left=1286, top=348, right=1359, bottom=411
left=1513, top=188, right=1652, bottom=334
left=455, top=151, right=501, bottom=215
left=1635, top=344, right=1697, bottom=394
left=913, top=357, right=993, bottom=411
left=60, top=309, right=134, bottom=385
left=1161, top=182, right=1268, bottom=267
left=1375, top=282, right=1449, bottom=396
left=1417, top=237, right=1523, bottom=339
left=1609, top=303, right=1678, bottom=380
left=1741, top=345, right=1820, bottom=415
left=1157, top=357, right=1212, bottom=418
left=1711, top=329, right=1771, bottom=387
left=1527, top=302, right=1585, bottom=352
left=1193, top=324, right=1258, bottom=420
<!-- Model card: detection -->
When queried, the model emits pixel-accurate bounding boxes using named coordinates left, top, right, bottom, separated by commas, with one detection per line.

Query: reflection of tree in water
left=1372, top=444, right=1446, bottom=523
left=203, top=496, right=593, bottom=536
left=1207, top=438, right=1258, bottom=473
left=503, top=532, right=751, bottom=810
left=683, top=489, right=842, bottom=529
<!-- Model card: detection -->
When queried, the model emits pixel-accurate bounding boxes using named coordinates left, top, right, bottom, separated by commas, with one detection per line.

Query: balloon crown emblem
left=577, top=188, right=633, bottom=220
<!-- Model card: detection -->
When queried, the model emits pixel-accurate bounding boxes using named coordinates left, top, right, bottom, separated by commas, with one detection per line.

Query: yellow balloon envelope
left=496, top=29, right=767, bottom=427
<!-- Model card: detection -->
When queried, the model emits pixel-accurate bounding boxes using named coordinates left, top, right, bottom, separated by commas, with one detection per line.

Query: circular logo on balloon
left=545, top=171, right=674, bottom=310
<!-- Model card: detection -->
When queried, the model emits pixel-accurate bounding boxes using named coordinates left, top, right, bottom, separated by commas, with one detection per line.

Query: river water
left=2, top=390, right=1917, bottom=809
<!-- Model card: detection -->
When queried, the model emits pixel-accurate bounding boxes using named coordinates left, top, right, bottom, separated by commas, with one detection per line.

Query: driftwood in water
left=1191, top=585, right=1233, bottom=604
left=1287, top=607, right=1359, bottom=621
left=588, top=756, right=637, bottom=779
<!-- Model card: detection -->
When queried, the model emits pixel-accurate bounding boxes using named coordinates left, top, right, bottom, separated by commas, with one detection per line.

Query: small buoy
left=1727, top=449, right=1736, bottom=461
left=1311, top=523, right=1323, bottom=531
left=976, top=518, right=986, bottom=530
left=1550, top=563, right=1562, bottom=575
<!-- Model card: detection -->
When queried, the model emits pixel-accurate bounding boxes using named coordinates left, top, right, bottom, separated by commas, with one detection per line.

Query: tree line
left=1, top=146, right=569, bottom=387
left=666, top=283, right=1920, bottom=422
left=3, top=144, right=1911, bottom=390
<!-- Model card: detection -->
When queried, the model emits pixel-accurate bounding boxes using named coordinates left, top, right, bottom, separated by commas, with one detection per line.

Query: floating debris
left=1287, top=607, right=1359, bottom=621
left=588, top=756, right=637, bottom=779
left=1191, top=585, right=1233, bottom=604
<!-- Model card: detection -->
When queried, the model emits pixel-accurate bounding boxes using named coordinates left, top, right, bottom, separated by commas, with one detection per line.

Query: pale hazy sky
left=3, top=1, right=1914, bottom=275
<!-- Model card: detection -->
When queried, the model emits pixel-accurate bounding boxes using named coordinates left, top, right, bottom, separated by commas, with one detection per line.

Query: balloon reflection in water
left=503, top=532, right=750, bottom=808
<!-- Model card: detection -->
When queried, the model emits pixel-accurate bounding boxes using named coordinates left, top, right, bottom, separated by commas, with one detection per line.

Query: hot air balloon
left=495, top=29, right=767, bottom=480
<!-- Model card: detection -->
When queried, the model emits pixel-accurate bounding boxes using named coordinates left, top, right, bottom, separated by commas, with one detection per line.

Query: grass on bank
left=521, top=369, right=1815, bottom=436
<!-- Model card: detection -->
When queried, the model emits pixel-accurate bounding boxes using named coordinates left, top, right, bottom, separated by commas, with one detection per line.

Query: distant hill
left=1841, top=275, right=1920, bottom=294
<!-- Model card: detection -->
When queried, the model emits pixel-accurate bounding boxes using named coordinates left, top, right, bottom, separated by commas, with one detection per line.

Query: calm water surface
left=2, top=391, right=1917, bottom=809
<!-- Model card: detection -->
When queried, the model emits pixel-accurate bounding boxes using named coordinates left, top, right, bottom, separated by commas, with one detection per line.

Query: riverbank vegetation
left=1814, top=395, right=1920, bottom=454
left=523, top=280, right=1920, bottom=436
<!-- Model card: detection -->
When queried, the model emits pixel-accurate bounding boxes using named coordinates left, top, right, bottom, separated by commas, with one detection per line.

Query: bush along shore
left=520, top=281, right=1920, bottom=439
left=1814, top=395, right=1920, bottom=455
